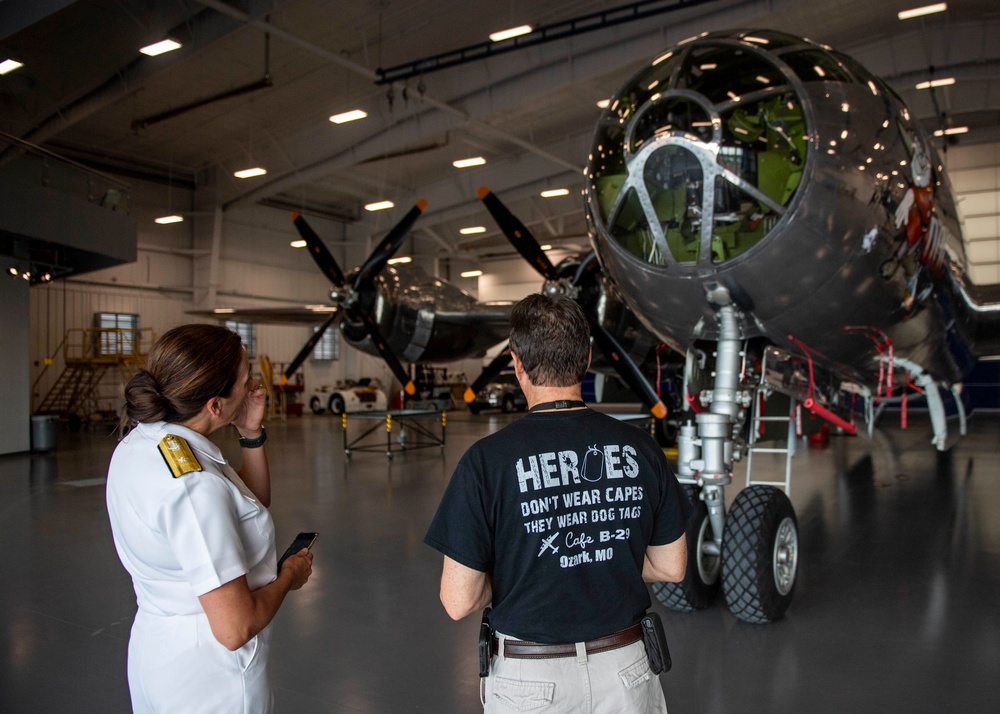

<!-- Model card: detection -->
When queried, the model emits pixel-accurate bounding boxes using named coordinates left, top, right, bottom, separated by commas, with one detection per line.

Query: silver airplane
left=584, top=29, right=1000, bottom=624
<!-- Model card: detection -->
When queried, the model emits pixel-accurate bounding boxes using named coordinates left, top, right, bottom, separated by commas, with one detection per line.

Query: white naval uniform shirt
left=106, top=421, right=278, bottom=713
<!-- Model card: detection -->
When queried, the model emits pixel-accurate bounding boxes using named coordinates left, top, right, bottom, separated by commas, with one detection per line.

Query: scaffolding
left=33, top=327, right=154, bottom=427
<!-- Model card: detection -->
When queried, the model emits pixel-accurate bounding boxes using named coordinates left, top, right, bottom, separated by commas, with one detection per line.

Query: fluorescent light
left=541, top=188, right=569, bottom=198
left=898, top=3, right=947, bottom=20
left=460, top=226, right=486, bottom=235
left=699, top=63, right=717, bottom=70
left=140, top=39, right=182, bottom=56
left=154, top=214, right=184, bottom=224
left=743, top=36, right=769, bottom=44
left=934, top=126, right=968, bottom=136
left=489, top=25, right=532, bottom=42
left=0, top=59, right=24, bottom=75
left=755, top=75, right=771, bottom=84
left=329, top=109, right=367, bottom=124
left=453, top=156, right=486, bottom=168
left=213, top=308, right=236, bottom=314
left=290, top=239, right=307, bottom=248
left=365, top=200, right=394, bottom=211
left=234, top=167, right=267, bottom=179
left=916, top=77, right=955, bottom=89
left=540, top=244, right=553, bottom=251
left=306, top=305, right=337, bottom=312
left=461, top=270, right=483, bottom=278
left=596, top=99, right=611, bottom=109
left=387, top=256, right=411, bottom=264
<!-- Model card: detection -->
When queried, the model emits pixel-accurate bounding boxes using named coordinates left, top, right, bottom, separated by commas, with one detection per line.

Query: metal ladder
left=744, top=390, right=796, bottom=495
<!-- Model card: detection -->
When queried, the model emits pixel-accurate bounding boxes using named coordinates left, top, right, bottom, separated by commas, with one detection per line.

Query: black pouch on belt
left=478, top=607, right=493, bottom=677
left=640, top=611, right=672, bottom=674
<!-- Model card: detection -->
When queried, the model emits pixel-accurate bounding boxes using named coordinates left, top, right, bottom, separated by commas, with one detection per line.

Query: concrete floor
left=1, top=407, right=998, bottom=713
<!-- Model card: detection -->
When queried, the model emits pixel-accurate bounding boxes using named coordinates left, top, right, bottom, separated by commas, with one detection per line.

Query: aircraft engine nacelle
left=340, top=265, right=511, bottom=364
left=586, top=29, right=976, bottom=387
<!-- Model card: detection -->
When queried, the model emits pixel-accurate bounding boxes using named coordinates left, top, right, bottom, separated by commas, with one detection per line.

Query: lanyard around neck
left=528, top=399, right=587, bottom=413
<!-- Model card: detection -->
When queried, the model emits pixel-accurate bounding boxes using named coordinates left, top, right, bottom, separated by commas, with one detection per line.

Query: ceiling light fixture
left=0, top=59, right=24, bottom=75
left=290, top=239, right=307, bottom=248
left=934, top=126, right=969, bottom=136
left=596, top=99, right=611, bottom=109
left=540, top=244, right=553, bottom=251
left=460, top=226, right=486, bottom=235
left=453, top=157, right=486, bottom=168
left=916, top=77, right=955, bottom=89
left=898, top=3, right=947, bottom=20
left=329, top=109, right=367, bottom=124
left=489, top=25, right=532, bottom=42
left=213, top=308, right=236, bottom=314
left=140, top=39, right=182, bottom=57
left=154, top=214, right=184, bottom=224
left=365, top=200, right=394, bottom=211
left=461, top=270, right=483, bottom=278
left=234, top=167, right=267, bottom=179
left=541, top=188, right=569, bottom=198
left=387, top=256, right=412, bottom=264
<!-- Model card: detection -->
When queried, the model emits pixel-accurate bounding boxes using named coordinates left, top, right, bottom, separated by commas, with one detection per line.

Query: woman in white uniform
left=107, top=324, right=313, bottom=713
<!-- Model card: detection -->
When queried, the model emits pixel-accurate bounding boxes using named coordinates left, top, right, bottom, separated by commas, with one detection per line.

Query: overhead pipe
left=0, top=6, right=247, bottom=165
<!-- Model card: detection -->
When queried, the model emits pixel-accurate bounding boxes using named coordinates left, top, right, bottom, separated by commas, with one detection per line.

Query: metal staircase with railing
left=33, top=328, right=154, bottom=426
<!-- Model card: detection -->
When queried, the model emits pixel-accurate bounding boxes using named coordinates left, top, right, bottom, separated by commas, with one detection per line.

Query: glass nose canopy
left=588, top=36, right=808, bottom=267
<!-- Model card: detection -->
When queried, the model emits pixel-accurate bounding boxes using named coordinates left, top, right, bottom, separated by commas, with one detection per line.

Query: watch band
left=238, top=427, right=267, bottom=448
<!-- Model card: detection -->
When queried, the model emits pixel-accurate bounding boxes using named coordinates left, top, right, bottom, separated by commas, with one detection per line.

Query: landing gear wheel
left=652, top=485, right=721, bottom=612
left=328, top=395, right=346, bottom=414
left=501, top=395, right=515, bottom=413
left=721, top=485, right=798, bottom=624
left=310, top=396, right=325, bottom=415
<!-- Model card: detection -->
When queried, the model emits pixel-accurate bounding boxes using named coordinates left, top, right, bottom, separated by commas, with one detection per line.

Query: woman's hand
left=280, top=549, right=314, bottom=590
left=233, top=380, right=267, bottom=436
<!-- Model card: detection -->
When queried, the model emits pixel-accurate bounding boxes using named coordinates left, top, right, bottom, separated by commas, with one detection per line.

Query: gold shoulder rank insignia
left=158, top=434, right=203, bottom=478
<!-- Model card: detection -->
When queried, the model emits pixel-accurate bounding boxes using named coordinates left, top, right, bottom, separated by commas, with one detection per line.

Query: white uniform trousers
left=483, top=632, right=669, bottom=714
left=128, top=610, right=273, bottom=714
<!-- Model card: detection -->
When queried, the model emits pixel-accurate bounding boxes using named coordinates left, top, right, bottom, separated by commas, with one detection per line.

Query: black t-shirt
left=424, top=408, right=691, bottom=643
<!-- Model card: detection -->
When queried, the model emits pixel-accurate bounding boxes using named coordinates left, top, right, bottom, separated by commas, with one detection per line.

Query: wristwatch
left=238, top=427, right=267, bottom=448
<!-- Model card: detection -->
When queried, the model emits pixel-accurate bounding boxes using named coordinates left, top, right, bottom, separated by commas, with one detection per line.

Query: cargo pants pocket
left=492, top=676, right=556, bottom=711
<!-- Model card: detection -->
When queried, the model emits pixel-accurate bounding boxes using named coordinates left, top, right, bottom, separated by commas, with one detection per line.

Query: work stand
left=341, top=409, right=447, bottom=460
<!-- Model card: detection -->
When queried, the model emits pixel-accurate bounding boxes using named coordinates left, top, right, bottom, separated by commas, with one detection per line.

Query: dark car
left=468, top=373, right=527, bottom=414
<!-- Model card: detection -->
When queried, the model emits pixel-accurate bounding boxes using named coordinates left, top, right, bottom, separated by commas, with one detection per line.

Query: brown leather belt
left=492, top=624, right=644, bottom=659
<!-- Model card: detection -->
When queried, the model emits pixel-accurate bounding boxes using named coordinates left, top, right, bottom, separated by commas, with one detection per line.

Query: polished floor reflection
left=1, top=409, right=998, bottom=713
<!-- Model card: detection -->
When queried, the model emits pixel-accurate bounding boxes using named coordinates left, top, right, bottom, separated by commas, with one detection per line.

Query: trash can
left=30, top=415, right=58, bottom=453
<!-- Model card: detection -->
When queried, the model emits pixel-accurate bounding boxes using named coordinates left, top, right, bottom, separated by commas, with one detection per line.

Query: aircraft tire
left=721, top=485, right=798, bottom=624
left=651, top=485, right=720, bottom=612
left=310, top=397, right=325, bottom=415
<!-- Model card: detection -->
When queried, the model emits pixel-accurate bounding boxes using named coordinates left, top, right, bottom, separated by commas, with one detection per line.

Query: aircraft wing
left=187, top=306, right=338, bottom=324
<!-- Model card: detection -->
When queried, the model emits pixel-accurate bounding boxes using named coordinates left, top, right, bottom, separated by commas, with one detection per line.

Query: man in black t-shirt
left=425, top=293, right=690, bottom=713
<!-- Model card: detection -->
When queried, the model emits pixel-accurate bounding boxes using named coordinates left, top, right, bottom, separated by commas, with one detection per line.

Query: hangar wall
left=948, top=142, right=1000, bottom=285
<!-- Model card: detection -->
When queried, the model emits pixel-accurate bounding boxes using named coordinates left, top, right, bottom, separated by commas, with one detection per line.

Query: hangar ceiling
left=2, top=0, right=999, bottom=264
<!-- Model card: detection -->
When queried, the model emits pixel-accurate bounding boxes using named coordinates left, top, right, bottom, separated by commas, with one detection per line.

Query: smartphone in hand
left=277, top=531, right=317, bottom=572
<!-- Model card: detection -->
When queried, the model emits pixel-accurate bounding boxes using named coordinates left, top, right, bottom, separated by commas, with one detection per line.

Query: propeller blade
left=570, top=250, right=599, bottom=288
left=282, top=314, right=338, bottom=386
left=464, top=346, right=513, bottom=403
left=479, top=186, right=558, bottom=280
left=586, top=315, right=667, bottom=419
left=292, top=212, right=347, bottom=287
left=353, top=200, right=428, bottom=290
left=358, top=312, right=416, bottom=395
